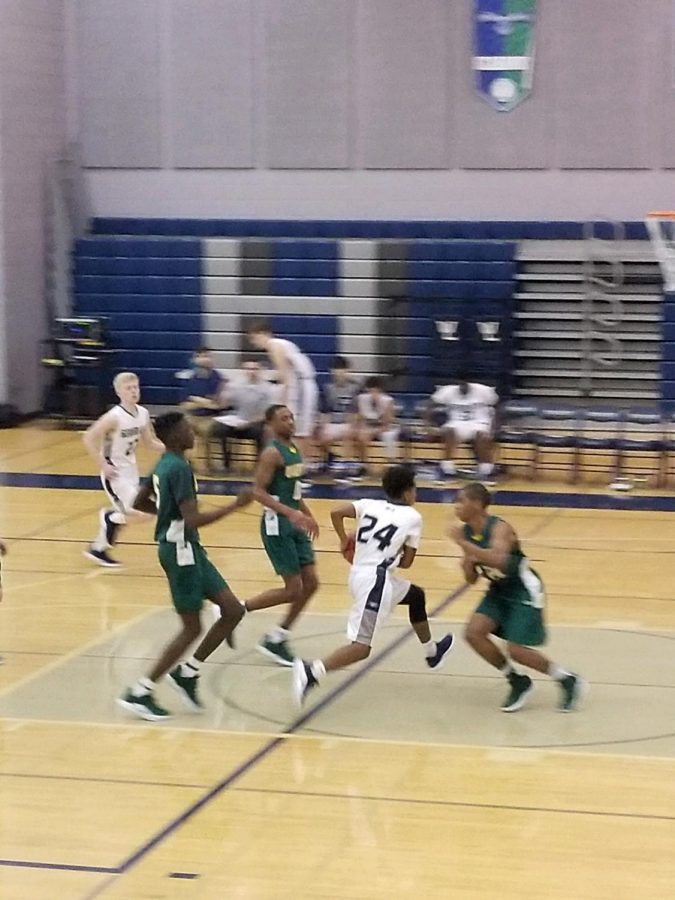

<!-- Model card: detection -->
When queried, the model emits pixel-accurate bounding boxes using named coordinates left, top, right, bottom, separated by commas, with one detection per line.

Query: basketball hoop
left=645, top=210, right=675, bottom=292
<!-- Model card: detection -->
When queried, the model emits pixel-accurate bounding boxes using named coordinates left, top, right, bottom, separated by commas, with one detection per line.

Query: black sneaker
left=559, top=673, right=586, bottom=712
left=257, top=637, right=295, bottom=667
left=167, top=667, right=203, bottom=712
left=292, top=658, right=318, bottom=707
left=101, top=510, right=120, bottom=548
left=116, top=689, right=171, bottom=721
left=83, top=547, right=122, bottom=568
left=500, top=673, right=534, bottom=712
left=426, top=633, right=455, bottom=669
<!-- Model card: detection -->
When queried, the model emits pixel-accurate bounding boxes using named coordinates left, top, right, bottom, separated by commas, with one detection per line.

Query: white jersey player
left=83, top=372, right=164, bottom=567
left=431, top=376, right=498, bottom=479
left=247, top=320, right=319, bottom=454
left=291, top=465, right=455, bottom=706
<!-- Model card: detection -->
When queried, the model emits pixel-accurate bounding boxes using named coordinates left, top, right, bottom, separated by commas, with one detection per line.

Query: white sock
left=132, top=677, right=155, bottom=696
left=181, top=657, right=200, bottom=677
left=548, top=663, right=571, bottom=681
left=422, top=639, right=437, bottom=659
left=477, top=462, right=494, bottom=477
left=440, top=460, right=457, bottom=475
left=500, top=662, right=515, bottom=679
left=268, top=626, right=290, bottom=643
left=310, top=660, right=326, bottom=681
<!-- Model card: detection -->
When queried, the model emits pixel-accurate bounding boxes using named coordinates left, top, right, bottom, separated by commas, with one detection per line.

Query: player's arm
left=140, top=420, right=165, bottom=454
left=252, top=447, right=314, bottom=533
left=398, top=545, right=417, bottom=569
left=381, top=397, right=395, bottom=428
left=461, top=556, right=480, bottom=584
left=455, top=521, right=514, bottom=572
left=82, top=411, right=117, bottom=478
left=132, top=480, right=157, bottom=515
left=268, top=343, right=291, bottom=404
left=330, top=502, right=356, bottom=553
left=179, top=488, right=253, bottom=529
left=298, top=498, right=319, bottom=539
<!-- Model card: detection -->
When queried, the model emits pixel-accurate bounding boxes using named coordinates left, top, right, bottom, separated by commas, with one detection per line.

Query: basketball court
left=0, top=427, right=673, bottom=899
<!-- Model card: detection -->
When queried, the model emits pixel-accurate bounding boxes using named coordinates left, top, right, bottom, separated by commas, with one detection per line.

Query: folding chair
left=530, top=406, right=580, bottom=482
left=496, top=401, right=538, bottom=478
left=612, top=408, right=666, bottom=489
left=574, top=408, right=622, bottom=485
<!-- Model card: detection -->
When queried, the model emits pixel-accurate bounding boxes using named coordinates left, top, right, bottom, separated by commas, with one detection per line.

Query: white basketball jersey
left=431, top=383, right=497, bottom=427
left=356, top=392, right=395, bottom=424
left=103, top=404, right=149, bottom=471
left=351, top=498, right=422, bottom=569
left=270, top=337, right=315, bottom=379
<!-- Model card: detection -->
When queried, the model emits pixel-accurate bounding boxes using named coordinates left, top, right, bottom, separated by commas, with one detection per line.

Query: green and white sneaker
left=257, top=637, right=295, bottom=667
left=167, top=667, right=204, bottom=712
left=116, top=689, right=171, bottom=722
left=500, top=674, right=534, bottom=712
left=559, top=673, right=586, bottom=712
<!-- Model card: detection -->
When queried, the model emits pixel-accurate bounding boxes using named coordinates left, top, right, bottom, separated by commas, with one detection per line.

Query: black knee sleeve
left=402, top=583, right=427, bottom=625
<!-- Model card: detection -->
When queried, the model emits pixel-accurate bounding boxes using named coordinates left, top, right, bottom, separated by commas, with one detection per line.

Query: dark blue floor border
left=2, top=470, right=675, bottom=511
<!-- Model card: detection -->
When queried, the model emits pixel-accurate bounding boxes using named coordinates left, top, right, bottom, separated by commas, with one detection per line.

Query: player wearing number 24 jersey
left=292, top=465, right=455, bottom=707
left=82, top=372, right=164, bottom=568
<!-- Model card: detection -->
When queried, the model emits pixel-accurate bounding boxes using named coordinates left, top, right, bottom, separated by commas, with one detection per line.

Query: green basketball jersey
left=261, top=439, right=304, bottom=538
left=463, top=514, right=527, bottom=588
left=151, top=451, right=200, bottom=545
left=267, top=439, right=304, bottom=509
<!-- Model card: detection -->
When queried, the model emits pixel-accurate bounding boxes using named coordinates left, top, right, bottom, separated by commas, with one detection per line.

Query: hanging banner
left=473, top=0, right=537, bottom=112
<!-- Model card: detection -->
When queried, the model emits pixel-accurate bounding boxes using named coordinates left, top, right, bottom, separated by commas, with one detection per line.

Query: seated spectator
left=179, top=347, right=226, bottom=473
left=316, top=356, right=361, bottom=472
left=211, top=360, right=272, bottom=471
left=430, top=373, right=498, bottom=479
left=354, top=376, right=400, bottom=469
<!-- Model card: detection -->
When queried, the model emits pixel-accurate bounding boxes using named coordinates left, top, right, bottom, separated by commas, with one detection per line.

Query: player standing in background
left=244, top=404, right=320, bottom=666
left=292, top=465, right=455, bottom=706
left=246, top=320, right=319, bottom=465
left=451, top=482, right=585, bottom=712
left=82, top=372, right=164, bottom=567
left=118, top=411, right=252, bottom=721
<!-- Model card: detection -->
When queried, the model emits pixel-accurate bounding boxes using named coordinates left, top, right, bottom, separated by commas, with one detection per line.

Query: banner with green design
left=473, top=0, right=537, bottom=111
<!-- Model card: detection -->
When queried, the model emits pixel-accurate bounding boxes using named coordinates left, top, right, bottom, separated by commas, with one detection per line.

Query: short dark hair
left=382, top=464, right=416, bottom=500
left=154, top=411, right=185, bottom=444
left=247, top=318, right=272, bottom=335
left=461, top=481, right=491, bottom=507
left=196, top=345, right=211, bottom=354
left=364, top=376, right=383, bottom=390
left=265, top=403, right=287, bottom=423
left=332, top=356, right=350, bottom=370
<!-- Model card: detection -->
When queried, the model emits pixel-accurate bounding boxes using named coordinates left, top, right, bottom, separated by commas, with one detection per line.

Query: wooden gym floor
left=0, top=426, right=673, bottom=899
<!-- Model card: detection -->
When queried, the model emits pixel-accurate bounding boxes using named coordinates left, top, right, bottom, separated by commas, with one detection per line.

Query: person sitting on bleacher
left=316, top=356, right=361, bottom=474
left=430, top=373, right=498, bottom=480
left=354, top=376, right=400, bottom=472
left=179, top=347, right=226, bottom=473
left=211, top=360, right=272, bottom=472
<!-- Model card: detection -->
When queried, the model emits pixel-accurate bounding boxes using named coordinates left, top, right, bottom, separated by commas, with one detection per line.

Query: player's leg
left=465, top=604, right=535, bottom=712
left=293, top=379, right=318, bottom=467
left=505, top=597, right=586, bottom=712
left=292, top=567, right=388, bottom=706
left=84, top=473, right=129, bottom=566
left=473, top=429, right=495, bottom=478
left=396, top=581, right=455, bottom=668
left=440, top=425, right=459, bottom=475
left=118, top=610, right=202, bottom=721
